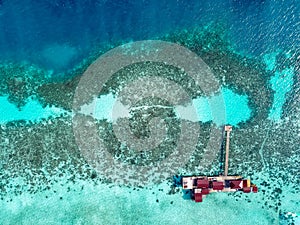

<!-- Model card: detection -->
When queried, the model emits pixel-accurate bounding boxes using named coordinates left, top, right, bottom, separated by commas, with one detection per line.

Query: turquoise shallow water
left=269, top=68, right=294, bottom=121
left=0, top=1, right=299, bottom=225
left=84, top=88, right=251, bottom=126
left=263, top=52, right=295, bottom=121
left=193, top=88, right=251, bottom=126
left=0, top=96, right=66, bottom=123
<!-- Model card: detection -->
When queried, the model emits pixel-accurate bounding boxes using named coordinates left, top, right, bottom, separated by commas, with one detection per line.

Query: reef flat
left=0, top=24, right=299, bottom=223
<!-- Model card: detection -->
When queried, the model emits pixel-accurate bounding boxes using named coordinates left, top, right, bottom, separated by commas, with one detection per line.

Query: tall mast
left=224, top=125, right=232, bottom=176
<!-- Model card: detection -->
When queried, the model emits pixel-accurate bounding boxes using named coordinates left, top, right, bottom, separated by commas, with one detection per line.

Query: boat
left=181, top=125, right=258, bottom=202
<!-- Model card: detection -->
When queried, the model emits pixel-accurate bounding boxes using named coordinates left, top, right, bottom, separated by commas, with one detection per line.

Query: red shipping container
left=197, top=179, right=209, bottom=188
left=195, top=193, right=203, bottom=202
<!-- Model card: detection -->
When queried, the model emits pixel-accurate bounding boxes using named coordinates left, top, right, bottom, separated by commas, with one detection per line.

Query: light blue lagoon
left=263, top=52, right=294, bottom=121
left=91, top=88, right=251, bottom=126
left=0, top=96, right=66, bottom=124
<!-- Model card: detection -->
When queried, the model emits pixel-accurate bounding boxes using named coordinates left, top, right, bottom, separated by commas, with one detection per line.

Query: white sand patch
left=79, top=93, right=125, bottom=122
left=0, top=96, right=68, bottom=124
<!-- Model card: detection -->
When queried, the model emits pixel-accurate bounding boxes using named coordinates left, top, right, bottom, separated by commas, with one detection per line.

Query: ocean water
left=0, top=1, right=299, bottom=225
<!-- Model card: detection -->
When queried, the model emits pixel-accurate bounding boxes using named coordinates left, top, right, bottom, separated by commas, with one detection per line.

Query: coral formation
left=0, top=63, right=49, bottom=108
left=0, top=24, right=298, bottom=216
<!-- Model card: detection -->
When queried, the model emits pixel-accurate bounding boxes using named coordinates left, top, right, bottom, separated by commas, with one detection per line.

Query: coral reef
left=0, top=24, right=298, bottom=216
left=162, top=25, right=274, bottom=125
left=0, top=63, right=49, bottom=108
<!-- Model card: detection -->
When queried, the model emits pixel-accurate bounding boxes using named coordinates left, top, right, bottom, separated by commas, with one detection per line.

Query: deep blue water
left=0, top=0, right=298, bottom=73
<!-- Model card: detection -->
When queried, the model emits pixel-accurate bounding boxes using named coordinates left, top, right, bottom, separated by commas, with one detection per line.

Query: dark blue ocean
left=0, top=0, right=298, bottom=72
